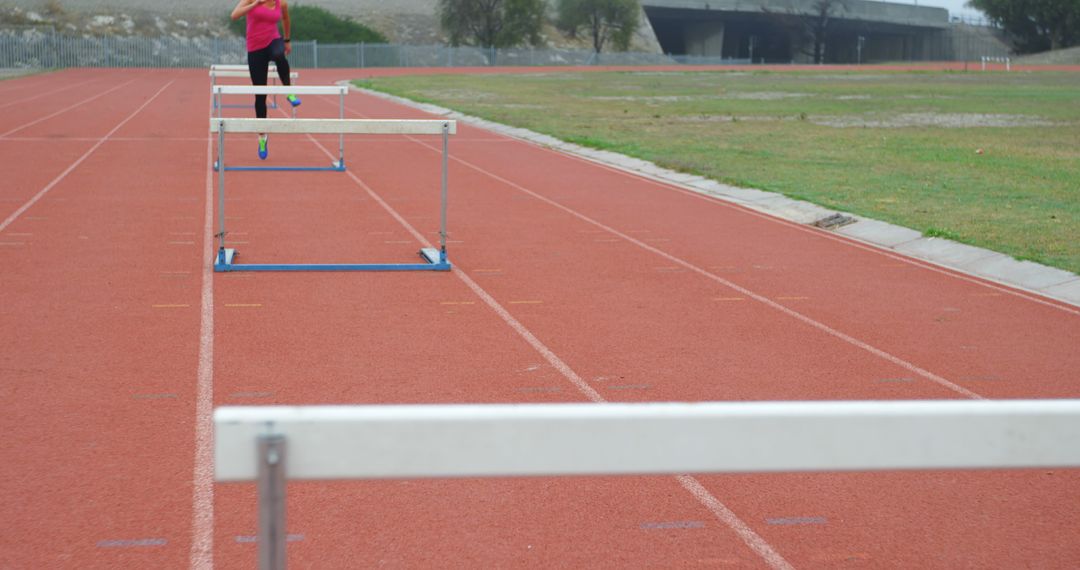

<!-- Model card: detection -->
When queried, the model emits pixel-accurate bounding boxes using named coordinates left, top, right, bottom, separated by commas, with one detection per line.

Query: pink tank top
left=245, top=1, right=282, bottom=52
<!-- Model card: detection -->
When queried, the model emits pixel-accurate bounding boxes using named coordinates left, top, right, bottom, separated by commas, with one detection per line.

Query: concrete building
left=642, top=0, right=957, bottom=63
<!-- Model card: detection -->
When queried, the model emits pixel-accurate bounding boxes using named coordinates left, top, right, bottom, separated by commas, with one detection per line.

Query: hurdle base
left=214, top=248, right=451, bottom=272
left=214, top=248, right=238, bottom=272
left=213, top=160, right=346, bottom=173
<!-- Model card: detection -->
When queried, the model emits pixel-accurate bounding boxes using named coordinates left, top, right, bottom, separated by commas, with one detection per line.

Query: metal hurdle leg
left=271, top=75, right=278, bottom=110
left=337, top=90, right=345, bottom=169
left=439, top=123, right=449, bottom=263
left=420, top=122, right=451, bottom=266
left=215, top=120, right=235, bottom=270
left=257, top=434, right=287, bottom=570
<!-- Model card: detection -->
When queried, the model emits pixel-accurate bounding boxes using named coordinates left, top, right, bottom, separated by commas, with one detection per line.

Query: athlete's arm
left=281, top=0, right=292, bottom=55
left=231, top=0, right=259, bottom=21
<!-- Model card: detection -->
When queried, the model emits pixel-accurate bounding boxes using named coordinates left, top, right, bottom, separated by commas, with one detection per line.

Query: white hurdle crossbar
left=215, top=400, right=1080, bottom=569
left=210, top=117, right=456, bottom=272
left=209, top=67, right=298, bottom=110
left=210, top=70, right=297, bottom=79
left=210, top=64, right=277, bottom=72
left=212, top=86, right=350, bottom=171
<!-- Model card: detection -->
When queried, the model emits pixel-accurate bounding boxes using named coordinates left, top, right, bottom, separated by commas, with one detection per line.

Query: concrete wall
left=684, top=21, right=724, bottom=56
left=642, top=0, right=949, bottom=29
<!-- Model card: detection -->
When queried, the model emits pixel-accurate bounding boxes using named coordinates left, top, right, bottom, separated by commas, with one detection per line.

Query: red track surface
left=2, top=67, right=1079, bottom=569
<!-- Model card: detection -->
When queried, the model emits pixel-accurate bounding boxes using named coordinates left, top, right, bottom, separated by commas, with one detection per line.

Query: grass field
left=359, top=70, right=1080, bottom=275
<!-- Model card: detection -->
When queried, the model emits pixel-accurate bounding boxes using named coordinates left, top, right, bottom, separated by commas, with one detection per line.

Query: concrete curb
left=355, top=85, right=1080, bottom=309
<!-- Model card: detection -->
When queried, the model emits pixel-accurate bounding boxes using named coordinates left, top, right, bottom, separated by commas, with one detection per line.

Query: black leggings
left=247, top=38, right=292, bottom=119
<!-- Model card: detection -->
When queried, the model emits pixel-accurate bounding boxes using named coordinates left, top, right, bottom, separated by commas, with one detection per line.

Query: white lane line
left=0, top=79, right=172, bottom=233
left=367, top=89, right=1077, bottom=317
left=1, top=136, right=211, bottom=142
left=552, top=141, right=1080, bottom=317
left=397, top=131, right=985, bottom=401
left=677, top=475, right=795, bottom=570
left=0, top=77, right=100, bottom=111
left=0, top=78, right=137, bottom=138
left=305, top=112, right=795, bottom=570
left=189, top=90, right=216, bottom=570
left=0, top=69, right=75, bottom=95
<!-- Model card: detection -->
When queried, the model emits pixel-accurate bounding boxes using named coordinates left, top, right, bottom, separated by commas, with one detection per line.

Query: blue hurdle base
left=214, top=247, right=452, bottom=272
left=213, top=160, right=346, bottom=173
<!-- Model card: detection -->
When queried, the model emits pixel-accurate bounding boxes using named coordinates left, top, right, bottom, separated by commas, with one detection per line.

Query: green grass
left=358, top=70, right=1080, bottom=275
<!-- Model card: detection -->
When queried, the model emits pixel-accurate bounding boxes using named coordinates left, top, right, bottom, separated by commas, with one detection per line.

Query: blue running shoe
left=287, top=94, right=302, bottom=107
left=258, top=136, right=268, bottom=160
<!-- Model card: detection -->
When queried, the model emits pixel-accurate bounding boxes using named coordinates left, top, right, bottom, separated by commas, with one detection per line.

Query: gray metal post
left=257, top=434, right=287, bottom=570
left=338, top=91, right=345, bottom=167
left=217, top=122, right=227, bottom=255
left=440, top=123, right=449, bottom=262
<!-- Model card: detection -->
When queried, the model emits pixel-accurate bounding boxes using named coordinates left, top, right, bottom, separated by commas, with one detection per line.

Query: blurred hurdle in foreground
left=212, top=85, right=350, bottom=172
left=209, top=64, right=297, bottom=110
left=216, top=399, right=1080, bottom=569
left=210, top=117, right=455, bottom=272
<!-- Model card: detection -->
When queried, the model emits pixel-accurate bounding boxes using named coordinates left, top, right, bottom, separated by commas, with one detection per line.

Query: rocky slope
left=0, top=0, right=660, bottom=51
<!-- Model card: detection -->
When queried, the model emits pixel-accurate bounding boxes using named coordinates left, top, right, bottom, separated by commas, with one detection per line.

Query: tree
left=763, top=0, right=848, bottom=64
left=556, top=0, right=641, bottom=54
left=438, top=0, right=547, bottom=48
left=229, top=6, right=387, bottom=43
left=967, top=0, right=1079, bottom=52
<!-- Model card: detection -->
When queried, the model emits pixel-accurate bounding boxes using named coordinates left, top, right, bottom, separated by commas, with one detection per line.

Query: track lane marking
left=0, top=78, right=138, bottom=138
left=0, top=79, right=172, bottom=234
left=303, top=112, right=796, bottom=570
left=190, top=83, right=216, bottom=570
left=568, top=151, right=1080, bottom=316
left=398, top=134, right=985, bottom=401
left=0, top=77, right=100, bottom=112
left=418, top=102, right=1079, bottom=316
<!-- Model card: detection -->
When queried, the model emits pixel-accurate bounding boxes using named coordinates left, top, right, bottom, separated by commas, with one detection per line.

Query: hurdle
left=212, top=85, right=350, bottom=172
left=210, top=117, right=455, bottom=272
left=215, top=399, right=1080, bottom=569
left=209, top=65, right=298, bottom=110
left=211, top=64, right=277, bottom=72
left=980, top=56, right=1012, bottom=71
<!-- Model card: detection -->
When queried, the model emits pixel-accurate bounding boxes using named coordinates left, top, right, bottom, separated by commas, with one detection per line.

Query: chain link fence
left=0, top=29, right=750, bottom=68
left=0, top=27, right=1007, bottom=69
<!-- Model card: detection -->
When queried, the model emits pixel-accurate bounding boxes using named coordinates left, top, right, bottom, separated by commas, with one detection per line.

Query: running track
left=2, top=67, right=1079, bottom=569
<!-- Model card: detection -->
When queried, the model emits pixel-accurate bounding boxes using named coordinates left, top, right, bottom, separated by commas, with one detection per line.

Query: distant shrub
left=229, top=5, right=387, bottom=44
